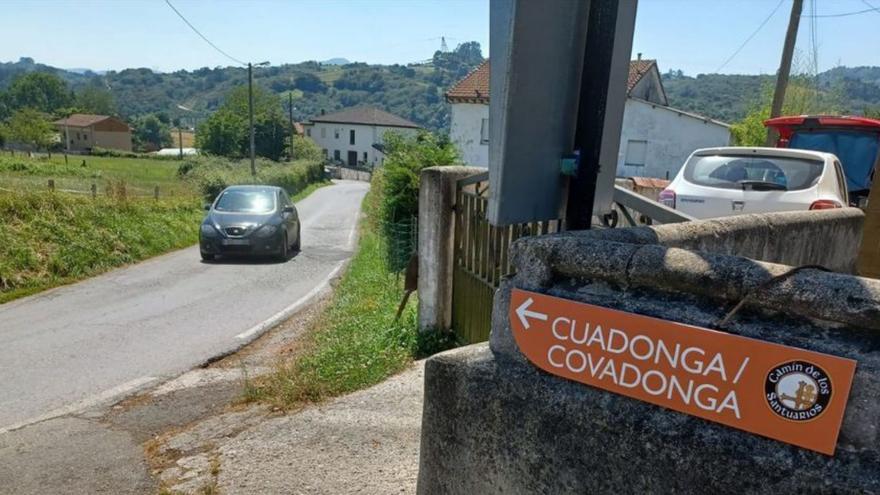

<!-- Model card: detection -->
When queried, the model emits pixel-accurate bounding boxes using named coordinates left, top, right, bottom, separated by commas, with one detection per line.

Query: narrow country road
left=0, top=180, right=368, bottom=432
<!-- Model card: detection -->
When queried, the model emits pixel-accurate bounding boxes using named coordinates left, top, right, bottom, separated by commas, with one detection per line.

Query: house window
left=333, top=149, right=340, bottom=161
left=321, top=127, right=326, bottom=139
left=76, top=132, right=81, bottom=140
left=334, top=129, right=340, bottom=139
left=322, top=148, right=328, bottom=158
left=363, top=151, right=368, bottom=162
left=480, top=118, right=489, bottom=145
left=624, top=140, right=647, bottom=167
left=350, top=129, right=356, bottom=145
left=306, top=128, right=312, bottom=137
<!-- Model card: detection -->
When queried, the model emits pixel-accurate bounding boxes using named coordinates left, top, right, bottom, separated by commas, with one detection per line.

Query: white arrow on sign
left=515, top=297, right=548, bottom=330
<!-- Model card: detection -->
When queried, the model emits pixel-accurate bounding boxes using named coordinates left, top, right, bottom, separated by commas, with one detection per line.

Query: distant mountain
left=321, top=58, right=350, bottom=66
left=0, top=42, right=486, bottom=133
left=662, top=66, right=880, bottom=123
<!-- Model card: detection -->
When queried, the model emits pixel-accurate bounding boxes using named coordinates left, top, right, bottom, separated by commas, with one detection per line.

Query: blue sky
left=0, top=0, right=876, bottom=75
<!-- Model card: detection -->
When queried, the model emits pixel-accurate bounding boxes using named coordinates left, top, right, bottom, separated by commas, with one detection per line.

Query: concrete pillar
left=418, top=166, right=485, bottom=332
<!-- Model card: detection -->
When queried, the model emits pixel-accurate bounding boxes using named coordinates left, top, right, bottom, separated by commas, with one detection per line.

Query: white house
left=303, top=107, right=420, bottom=168
left=445, top=58, right=731, bottom=179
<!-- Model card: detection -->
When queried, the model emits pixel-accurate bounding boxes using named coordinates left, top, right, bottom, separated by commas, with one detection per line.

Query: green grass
left=244, top=175, right=457, bottom=408
left=0, top=153, right=196, bottom=197
left=0, top=191, right=203, bottom=304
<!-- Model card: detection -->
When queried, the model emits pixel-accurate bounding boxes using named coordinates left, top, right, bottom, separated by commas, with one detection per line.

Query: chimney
left=637, top=53, right=642, bottom=61
left=321, top=109, right=326, bottom=115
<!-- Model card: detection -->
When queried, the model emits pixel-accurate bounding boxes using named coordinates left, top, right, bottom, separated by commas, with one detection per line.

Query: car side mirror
left=203, top=204, right=211, bottom=211
left=282, top=205, right=294, bottom=213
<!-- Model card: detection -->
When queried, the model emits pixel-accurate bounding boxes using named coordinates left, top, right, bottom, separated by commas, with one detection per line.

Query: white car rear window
left=684, top=155, right=824, bottom=191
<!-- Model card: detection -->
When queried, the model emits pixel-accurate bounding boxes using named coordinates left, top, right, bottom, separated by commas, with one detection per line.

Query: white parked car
left=659, top=147, right=848, bottom=219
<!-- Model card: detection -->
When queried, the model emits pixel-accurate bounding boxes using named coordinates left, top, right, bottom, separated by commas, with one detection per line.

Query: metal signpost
left=487, top=0, right=637, bottom=227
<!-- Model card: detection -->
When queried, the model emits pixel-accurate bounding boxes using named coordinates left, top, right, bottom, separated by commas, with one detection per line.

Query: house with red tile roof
left=445, top=57, right=730, bottom=179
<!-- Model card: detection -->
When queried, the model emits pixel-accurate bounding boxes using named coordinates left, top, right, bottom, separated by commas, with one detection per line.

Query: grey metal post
left=248, top=62, right=256, bottom=176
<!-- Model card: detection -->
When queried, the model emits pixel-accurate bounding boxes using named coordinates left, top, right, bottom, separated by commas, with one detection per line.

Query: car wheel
left=201, top=251, right=215, bottom=261
left=277, top=232, right=289, bottom=261
left=293, top=225, right=301, bottom=252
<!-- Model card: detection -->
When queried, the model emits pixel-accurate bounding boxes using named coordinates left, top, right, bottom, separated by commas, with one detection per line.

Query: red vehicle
left=764, top=115, right=880, bottom=206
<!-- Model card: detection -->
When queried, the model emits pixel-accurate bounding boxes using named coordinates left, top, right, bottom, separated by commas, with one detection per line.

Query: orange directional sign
left=509, top=288, right=857, bottom=455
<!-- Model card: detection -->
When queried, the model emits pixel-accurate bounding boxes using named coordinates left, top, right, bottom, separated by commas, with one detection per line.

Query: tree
left=7, top=108, right=54, bottom=150
left=196, top=85, right=288, bottom=160
left=290, top=135, right=322, bottom=161
left=132, top=114, right=173, bottom=151
left=75, top=84, right=117, bottom=115
left=731, top=76, right=843, bottom=146
left=294, top=73, right=327, bottom=93
left=6, top=72, right=72, bottom=114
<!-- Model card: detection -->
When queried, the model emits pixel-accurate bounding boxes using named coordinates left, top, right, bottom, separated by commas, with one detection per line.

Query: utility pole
left=248, top=62, right=256, bottom=176
left=288, top=91, right=294, bottom=162
left=766, top=0, right=803, bottom=147
left=178, top=126, right=183, bottom=159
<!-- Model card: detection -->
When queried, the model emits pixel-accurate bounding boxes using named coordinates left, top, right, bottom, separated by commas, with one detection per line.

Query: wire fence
left=0, top=177, right=185, bottom=200
left=383, top=216, right=418, bottom=273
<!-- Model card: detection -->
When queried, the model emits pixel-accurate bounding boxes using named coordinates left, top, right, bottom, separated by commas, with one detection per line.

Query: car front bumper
left=200, top=231, right=284, bottom=256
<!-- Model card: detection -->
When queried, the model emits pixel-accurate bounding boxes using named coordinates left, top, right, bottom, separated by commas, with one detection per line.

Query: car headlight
left=254, top=224, right=278, bottom=238
left=200, top=224, right=218, bottom=237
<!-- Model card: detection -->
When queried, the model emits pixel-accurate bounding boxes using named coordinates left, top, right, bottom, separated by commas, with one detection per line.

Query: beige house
left=53, top=114, right=132, bottom=152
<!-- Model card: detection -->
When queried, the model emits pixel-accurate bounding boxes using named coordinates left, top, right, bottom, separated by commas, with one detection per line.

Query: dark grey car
left=199, top=185, right=301, bottom=261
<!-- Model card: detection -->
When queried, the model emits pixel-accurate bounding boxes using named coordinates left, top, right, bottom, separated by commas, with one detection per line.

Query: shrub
left=377, top=131, right=457, bottom=270
left=178, top=156, right=325, bottom=200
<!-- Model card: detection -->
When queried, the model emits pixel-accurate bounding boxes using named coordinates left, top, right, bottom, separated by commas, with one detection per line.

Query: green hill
left=0, top=42, right=484, bottom=133
left=662, top=66, right=880, bottom=124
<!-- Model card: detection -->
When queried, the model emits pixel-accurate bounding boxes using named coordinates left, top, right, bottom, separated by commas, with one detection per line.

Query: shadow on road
left=200, top=251, right=302, bottom=265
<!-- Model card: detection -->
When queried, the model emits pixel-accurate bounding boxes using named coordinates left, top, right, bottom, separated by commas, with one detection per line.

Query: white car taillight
left=659, top=189, right=676, bottom=209
left=809, top=199, right=843, bottom=210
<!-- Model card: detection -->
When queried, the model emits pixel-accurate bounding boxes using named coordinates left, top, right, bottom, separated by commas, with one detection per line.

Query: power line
left=862, top=0, right=880, bottom=14
left=715, top=0, right=786, bottom=73
left=804, top=6, right=880, bottom=17
left=164, top=0, right=247, bottom=66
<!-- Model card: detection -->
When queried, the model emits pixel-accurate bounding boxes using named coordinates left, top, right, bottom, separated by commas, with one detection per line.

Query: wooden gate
left=451, top=172, right=562, bottom=343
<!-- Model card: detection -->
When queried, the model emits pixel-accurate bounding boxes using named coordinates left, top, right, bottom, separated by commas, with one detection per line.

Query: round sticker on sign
left=765, top=360, right=833, bottom=422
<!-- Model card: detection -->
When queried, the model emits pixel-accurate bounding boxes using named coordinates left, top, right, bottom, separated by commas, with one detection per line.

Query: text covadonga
left=545, top=317, right=750, bottom=419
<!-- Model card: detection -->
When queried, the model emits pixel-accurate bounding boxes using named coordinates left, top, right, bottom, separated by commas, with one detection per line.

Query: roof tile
left=445, top=59, right=658, bottom=103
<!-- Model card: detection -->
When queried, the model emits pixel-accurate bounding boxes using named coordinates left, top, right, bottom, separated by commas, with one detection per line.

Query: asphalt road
left=0, top=180, right=368, bottom=432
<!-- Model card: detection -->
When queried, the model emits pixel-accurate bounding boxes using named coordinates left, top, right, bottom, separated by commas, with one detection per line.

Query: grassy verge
left=0, top=153, right=196, bottom=197
left=244, top=173, right=456, bottom=408
left=0, top=192, right=203, bottom=304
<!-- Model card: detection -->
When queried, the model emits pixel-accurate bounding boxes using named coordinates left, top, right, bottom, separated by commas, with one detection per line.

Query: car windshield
left=214, top=190, right=276, bottom=213
left=683, top=155, right=824, bottom=191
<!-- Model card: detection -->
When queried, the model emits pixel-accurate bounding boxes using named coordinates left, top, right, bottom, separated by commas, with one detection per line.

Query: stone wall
left=326, top=165, right=372, bottom=182
left=584, top=207, right=864, bottom=274
left=417, top=212, right=880, bottom=494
